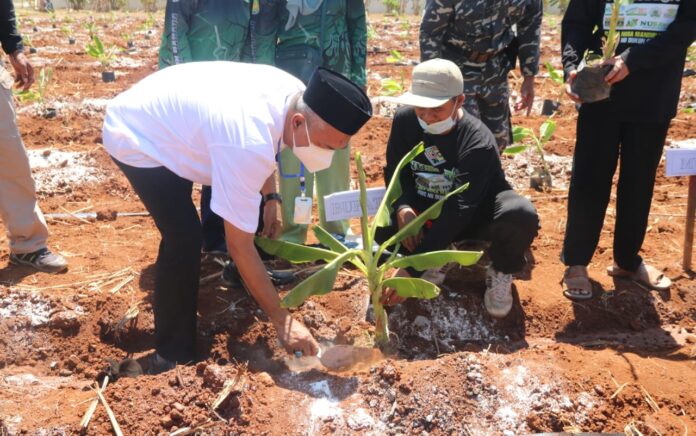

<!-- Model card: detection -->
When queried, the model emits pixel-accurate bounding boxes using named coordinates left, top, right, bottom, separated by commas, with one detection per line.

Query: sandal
left=562, top=265, right=593, bottom=301
left=607, top=262, right=671, bottom=291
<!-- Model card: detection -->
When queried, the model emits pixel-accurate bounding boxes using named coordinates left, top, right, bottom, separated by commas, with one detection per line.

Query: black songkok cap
left=303, top=67, right=372, bottom=135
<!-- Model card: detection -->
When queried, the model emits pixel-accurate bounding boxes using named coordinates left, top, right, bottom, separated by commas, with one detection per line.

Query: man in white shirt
left=102, top=62, right=372, bottom=372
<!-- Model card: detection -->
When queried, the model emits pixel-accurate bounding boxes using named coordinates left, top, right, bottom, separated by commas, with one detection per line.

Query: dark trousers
left=201, top=185, right=226, bottom=253
left=114, top=159, right=200, bottom=363
left=562, top=102, right=669, bottom=271
left=376, top=190, right=539, bottom=275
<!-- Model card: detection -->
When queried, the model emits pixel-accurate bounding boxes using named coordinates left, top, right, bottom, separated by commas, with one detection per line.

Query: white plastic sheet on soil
left=473, top=355, right=597, bottom=434
left=281, top=374, right=386, bottom=435
left=0, top=292, right=52, bottom=327
left=27, top=149, right=105, bottom=194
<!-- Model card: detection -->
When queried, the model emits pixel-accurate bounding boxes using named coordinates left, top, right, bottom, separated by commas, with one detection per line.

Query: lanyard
left=276, top=138, right=306, bottom=195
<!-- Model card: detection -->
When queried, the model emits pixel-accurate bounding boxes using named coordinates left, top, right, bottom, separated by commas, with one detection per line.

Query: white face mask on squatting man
left=417, top=104, right=458, bottom=135
left=291, top=120, right=335, bottom=173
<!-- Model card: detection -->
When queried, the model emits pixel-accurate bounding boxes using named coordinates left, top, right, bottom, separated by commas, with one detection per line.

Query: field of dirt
left=1, top=9, right=695, bottom=436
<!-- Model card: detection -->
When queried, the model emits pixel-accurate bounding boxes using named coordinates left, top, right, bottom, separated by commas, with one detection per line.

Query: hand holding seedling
left=602, top=55, right=630, bottom=85
left=9, top=50, right=34, bottom=91
left=564, top=70, right=582, bottom=104
left=514, top=76, right=535, bottom=115
left=396, top=206, right=422, bottom=252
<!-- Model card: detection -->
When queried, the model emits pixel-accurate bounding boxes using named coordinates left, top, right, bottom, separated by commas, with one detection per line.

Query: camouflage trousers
left=459, top=56, right=512, bottom=151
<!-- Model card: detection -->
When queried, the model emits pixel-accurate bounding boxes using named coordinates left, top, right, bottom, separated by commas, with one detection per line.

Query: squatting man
left=377, top=59, right=539, bottom=318
left=102, top=62, right=372, bottom=373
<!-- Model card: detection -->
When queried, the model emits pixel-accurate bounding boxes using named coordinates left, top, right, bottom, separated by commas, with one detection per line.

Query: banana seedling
left=503, top=120, right=556, bottom=191
left=572, top=0, right=627, bottom=102
left=379, top=78, right=403, bottom=96
left=61, top=24, right=75, bottom=44
left=15, top=67, right=57, bottom=118
left=86, top=35, right=118, bottom=82
left=256, top=142, right=482, bottom=347
left=386, top=49, right=403, bottom=64
left=542, top=61, right=564, bottom=115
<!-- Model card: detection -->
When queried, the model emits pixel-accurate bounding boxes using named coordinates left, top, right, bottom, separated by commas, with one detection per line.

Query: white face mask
left=291, top=121, right=335, bottom=173
left=417, top=104, right=458, bottom=135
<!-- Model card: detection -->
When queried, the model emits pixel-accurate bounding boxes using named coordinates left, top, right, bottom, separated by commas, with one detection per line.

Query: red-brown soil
left=1, top=10, right=695, bottom=436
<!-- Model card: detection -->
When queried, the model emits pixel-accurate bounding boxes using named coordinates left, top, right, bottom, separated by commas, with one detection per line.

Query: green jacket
left=276, top=0, right=367, bottom=86
left=158, top=0, right=281, bottom=68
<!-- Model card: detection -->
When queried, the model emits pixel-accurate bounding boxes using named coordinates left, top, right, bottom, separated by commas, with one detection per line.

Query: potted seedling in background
left=85, top=21, right=98, bottom=39
left=571, top=0, right=624, bottom=102
left=15, top=67, right=57, bottom=119
left=61, top=25, right=75, bottom=44
left=386, top=49, right=407, bottom=65
left=25, top=17, right=37, bottom=32
left=86, top=35, right=117, bottom=82
left=366, top=24, right=378, bottom=41
left=379, top=76, right=404, bottom=96
left=141, top=13, right=156, bottom=40
left=542, top=61, right=564, bottom=115
left=503, top=119, right=556, bottom=191
left=256, top=143, right=482, bottom=349
left=49, top=11, right=58, bottom=28
left=122, top=32, right=135, bottom=50
left=23, top=35, right=37, bottom=54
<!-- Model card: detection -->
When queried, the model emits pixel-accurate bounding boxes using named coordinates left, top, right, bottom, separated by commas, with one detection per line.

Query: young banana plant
left=503, top=119, right=556, bottom=190
left=256, top=142, right=482, bottom=347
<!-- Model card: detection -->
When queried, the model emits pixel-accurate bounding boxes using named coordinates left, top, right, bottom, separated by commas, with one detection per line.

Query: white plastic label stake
left=293, top=196, right=313, bottom=225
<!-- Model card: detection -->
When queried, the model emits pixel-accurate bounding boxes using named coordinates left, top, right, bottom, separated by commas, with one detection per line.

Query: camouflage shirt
left=420, top=0, right=542, bottom=76
left=158, top=0, right=281, bottom=68
left=276, top=0, right=367, bottom=86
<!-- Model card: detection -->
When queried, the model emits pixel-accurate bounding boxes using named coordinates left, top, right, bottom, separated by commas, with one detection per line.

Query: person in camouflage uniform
left=275, top=0, right=367, bottom=244
left=159, top=0, right=280, bottom=68
left=420, top=0, right=542, bottom=150
left=158, top=0, right=282, bottom=254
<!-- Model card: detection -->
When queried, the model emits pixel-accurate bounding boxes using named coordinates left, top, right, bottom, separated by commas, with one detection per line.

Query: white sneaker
left=484, top=266, right=513, bottom=318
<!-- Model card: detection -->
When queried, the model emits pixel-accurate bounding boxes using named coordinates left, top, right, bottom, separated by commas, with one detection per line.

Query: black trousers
left=200, top=186, right=226, bottom=253
left=114, top=159, right=200, bottom=363
left=375, top=190, right=539, bottom=275
left=562, top=102, right=670, bottom=271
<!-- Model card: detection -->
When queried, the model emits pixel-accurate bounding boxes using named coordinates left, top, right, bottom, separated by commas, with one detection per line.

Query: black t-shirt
left=383, top=107, right=512, bottom=254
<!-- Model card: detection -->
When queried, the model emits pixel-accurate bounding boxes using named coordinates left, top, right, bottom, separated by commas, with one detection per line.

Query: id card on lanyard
left=277, top=140, right=313, bottom=225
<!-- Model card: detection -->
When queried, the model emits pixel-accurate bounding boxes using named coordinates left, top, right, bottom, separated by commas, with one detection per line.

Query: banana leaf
left=312, top=225, right=367, bottom=273
left=502, top=144, right=529, bottom=155
left=256, top=237, right=338, bottom=263
left=382, top=277, right=440, bottom=299
left=389, top=250, right=482, bottom=271
left=381, top=182, right=469, bottom=249
left=280, top=250, right=358, bottom=308
left=512, top=126, right=532, bottom=143
left=312, top=225, right=348, bottom=253
left=371, top=142, right=425, bottom=232
left=355, top=153, right=372, bottom=254
left=539, top=120, right=556, bottom=143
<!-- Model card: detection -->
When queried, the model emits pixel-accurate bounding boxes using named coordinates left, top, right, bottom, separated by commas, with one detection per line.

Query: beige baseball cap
left=387, top=58, right=463, bottom=108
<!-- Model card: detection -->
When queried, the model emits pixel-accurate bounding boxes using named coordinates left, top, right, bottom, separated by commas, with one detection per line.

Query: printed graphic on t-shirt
left=414, top=168, right=458, bottom=200
left=410, top=160, right=439, bottom=173
left=424, top=146, right=447, bottom=167
left=603, top=1, right=679, bottom=44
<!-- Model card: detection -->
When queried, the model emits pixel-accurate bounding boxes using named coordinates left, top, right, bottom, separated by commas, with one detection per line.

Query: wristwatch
left=263, top=193, right=282, bottom=204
